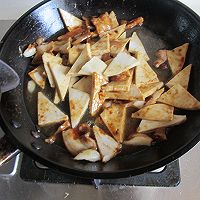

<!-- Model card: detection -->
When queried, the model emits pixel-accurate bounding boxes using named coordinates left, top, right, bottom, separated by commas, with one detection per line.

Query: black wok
left=1, top=0, right=200, bottom=179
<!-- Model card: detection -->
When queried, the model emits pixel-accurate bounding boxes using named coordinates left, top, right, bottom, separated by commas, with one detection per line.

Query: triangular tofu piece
left=101, top=24, right=126, bottom=40
left=100, top=103, right=126, bottom=142
left=28, top=66, right=46, bottom=89
left=104, top=84, right=144, bottom=101
left=139, top=82, right=164, bottom=99
left=68, top=43, right=92, bottom=75
left=42, top=52, right=62, bottom=88
left=90, top=72, right=108, bottom=116
left=93, top=125, right=121, bottom=163
left=166, top=64, right=192, bottom=89
left=72, top=76, right=91, bottom=94
left=145, top=88, right=165, bottom=106
left=91, top=12, right=112, bottom=35
left=118, top=31, right=126, bottom=39
left=110, top=38, right=130, bottom=56
left=102, top=69, right=133, bottom=92
left=132, top=104, right=174, bottom=121
left=58, top=8, right=83, bottom=31
left=78, top=57, right=107, bottom=75
left=135, top=61, right=159, bottom=86
left=167, top=43, right=189, bottom=75
left=157, top=84, right=200, bottom=110
left=128, top=32, right=149, bottom=61
left=68, top=44, right=85, bottom=65
left=91, top=34, right=110, bottom=56
left=49, top=63, right=70, bottom=101
left=53, top=90, right=61, bottom=104
left=103, top=52, right=140, bottom=77
left=38, top=92, right=68, bottom=126
left=69, top=88, right=90, bottom=128
left=109, top=11, right=119, bottom=28
left=137, top=115, right=186, bottom=133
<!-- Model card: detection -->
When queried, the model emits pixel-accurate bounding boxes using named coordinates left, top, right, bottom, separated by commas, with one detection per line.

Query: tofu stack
left=25, top=8, right=199, bottom=163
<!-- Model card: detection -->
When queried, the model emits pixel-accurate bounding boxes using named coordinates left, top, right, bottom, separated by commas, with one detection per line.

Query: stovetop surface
left=20, top=154, right=180, bottom=187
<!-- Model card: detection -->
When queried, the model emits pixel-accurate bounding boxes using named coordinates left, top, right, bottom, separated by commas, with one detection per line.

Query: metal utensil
left=0, top=59, right=19, bottom=99
left=0, top=59, right=20, bottom=166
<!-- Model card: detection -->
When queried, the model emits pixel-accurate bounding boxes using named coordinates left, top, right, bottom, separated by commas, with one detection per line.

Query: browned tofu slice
left=42, top=52, right=62, bottom=88
left=93, top=125, right=122, bottom=163
left=68, top=44, right=85, bottom=65
left=90, top=72, right=108, bottom=116
left=157, top=84, right=200, bottom=110
left=104, top=84, right=144, bottom=101
left=68, top=43, right=92, bottom=75
left=38, top=92, right=68, bottom=126
left=139, top=82, right=164, bottom=99
left=91, top=34, right=110, bottom=56
left=58, top=8, right=83, bottom=31
left=100, top=103, right=126, bottom=143
left=102, top=69, right=133, bottom=92
left=110, top=38, right=130, bottom=56
left=137, top=115, right=186, bottom=133
left=145, top=88, right=165, bottom=106
left=28, top=65, right=46, bottom=89
left=78, top=56, right=107, bottom=75
left=100, top=24, right=126, bottom=40
left=48, top=63, right=70, bottom=101
left=72, top=76, right=92, bottom=94
left=135, top=61, right=159, bottom=86
left=167, top=43, right=189, bottom=75
left=166, top=64, right=192, bottom=90
left=69, top=88, right=90, bottom=128
left=103, top=52, right=140, bottom=77
left=128, top=32, right=149, bottom=61
left=132, top=104, right=174, bottom=121
left=91, top=12, right=112, bottom=35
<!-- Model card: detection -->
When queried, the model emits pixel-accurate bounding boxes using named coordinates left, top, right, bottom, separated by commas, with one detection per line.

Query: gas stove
left=0, top=152, right=180, bottom=188
left=19, top=154, right=180, bottom=187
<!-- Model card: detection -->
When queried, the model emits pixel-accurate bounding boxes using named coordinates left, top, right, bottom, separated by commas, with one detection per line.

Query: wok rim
left=0, top=0, right=200, bottom=179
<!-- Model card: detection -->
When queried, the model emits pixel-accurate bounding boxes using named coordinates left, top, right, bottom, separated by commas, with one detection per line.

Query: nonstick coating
left=1, top=0, right=200, bottom=179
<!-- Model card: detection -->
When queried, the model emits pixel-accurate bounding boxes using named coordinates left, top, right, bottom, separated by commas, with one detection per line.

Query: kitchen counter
left=0, top=1, right=200, bottom=200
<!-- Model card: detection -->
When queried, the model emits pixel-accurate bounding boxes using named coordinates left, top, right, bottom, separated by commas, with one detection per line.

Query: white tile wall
left=0, top=0, right=199, bottom=20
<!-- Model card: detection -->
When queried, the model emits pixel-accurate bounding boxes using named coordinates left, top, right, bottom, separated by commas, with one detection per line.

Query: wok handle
left=0, top=135, right=20, bottom=167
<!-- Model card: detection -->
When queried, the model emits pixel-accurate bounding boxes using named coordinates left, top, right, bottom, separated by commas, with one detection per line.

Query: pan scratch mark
left=64, top=192, right=69, bottom=198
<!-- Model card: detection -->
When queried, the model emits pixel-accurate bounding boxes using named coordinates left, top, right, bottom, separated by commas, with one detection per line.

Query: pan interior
left=1, top=0, right=200, bottom=178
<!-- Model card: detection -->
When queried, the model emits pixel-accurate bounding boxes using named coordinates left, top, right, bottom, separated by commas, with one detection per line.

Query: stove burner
left=20, top=154, right=180, bottom=187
